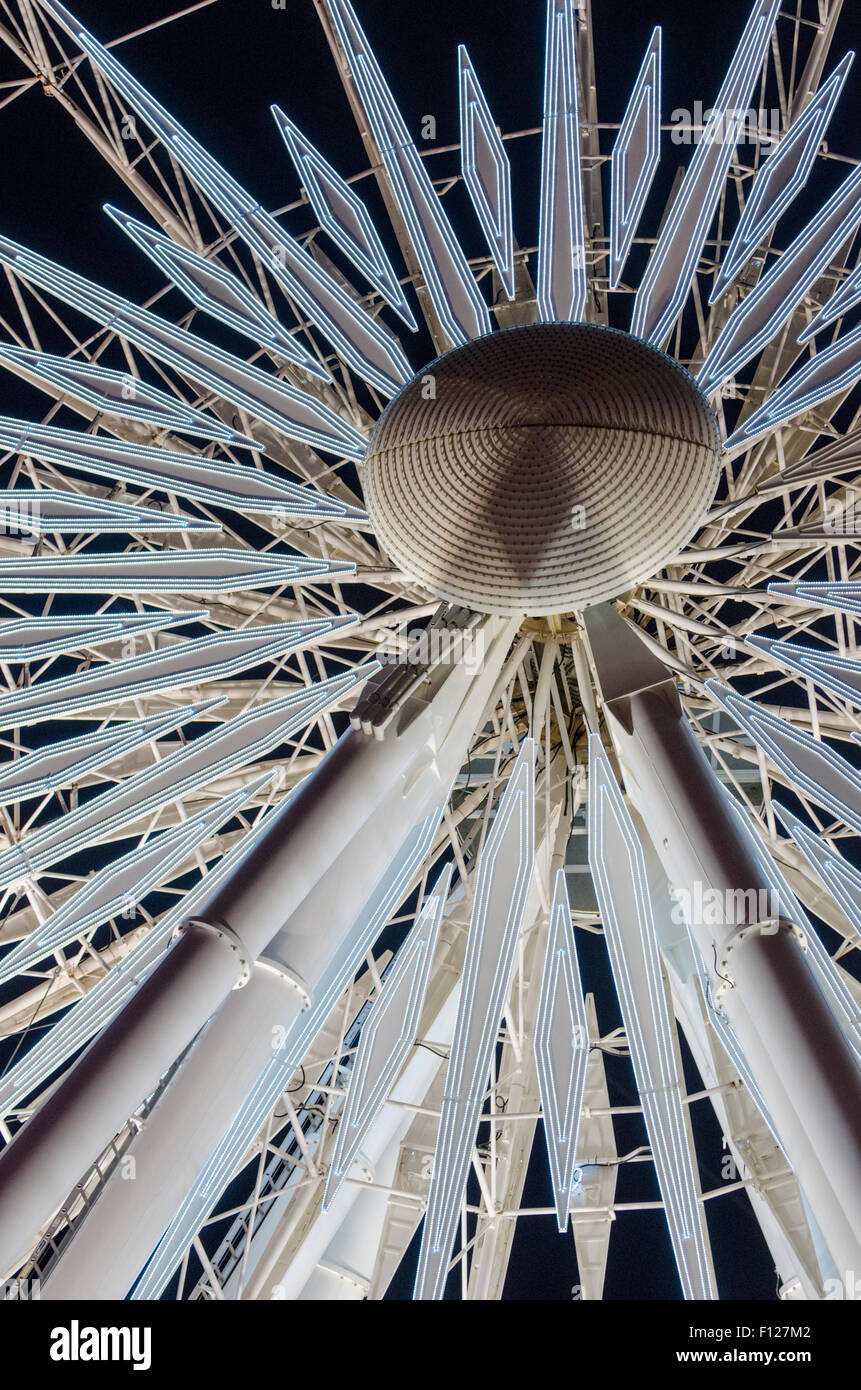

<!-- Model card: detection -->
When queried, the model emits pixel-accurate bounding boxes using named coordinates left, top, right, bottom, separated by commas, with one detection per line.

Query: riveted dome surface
left=363, top=322, right=721, bottom=616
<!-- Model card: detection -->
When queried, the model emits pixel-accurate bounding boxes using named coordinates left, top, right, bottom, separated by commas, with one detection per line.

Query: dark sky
left=1, top=0, right=860, bottom=1302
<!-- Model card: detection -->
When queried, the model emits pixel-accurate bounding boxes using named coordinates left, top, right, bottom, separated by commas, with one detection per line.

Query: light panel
left=131, top=797, right=449, bottom=1299
left=707, top=679, right=861, bottom=835
left=34, top=0, right=412, bottom=397
left=537, top=0, right=588, bottom=323
left=325, top=0, right=491, bottom=347
left=458, top=46, right=515, bottom=301
left=534, top=867, right=589, bottom=1231
left=0, top=701, right=209, bottom=804
left=0, top=342, right=259, bottom=447
left=0, top=488, right=217, bottom=535
left=0, top=234, right=368, bottom=459
left=747, top=633, right=861, bottom=709
left=0, top=776, right=272, bottom=986
left=699, top=161, right=861, bottom=396
left=272, top=108, right=416, bottom=329
left=415, top=740, right=535, bottom=1300
left=323, top=863, right=452, bottom=1208
left=0, top=414, right=366, bottom=521
left=632, top=0, right=780, bottom=345
left=0, top=618, right=355, bottom=729
left=609, top=28, right=661, bottom=291
left=0, top=667, right=375, bottom=891
left=770, top=580, right=861, bottom=619
left=0, top=549, right=354, bottom=594
left=105, top=205, right=331, bottom=376
left=799, top=258, right=861, bottom=342
left=710, top=54, right=853, bottom=302
left=588, top=735, right=716, bottom=1300
left=0, top=611, right=195, bottom=663
left=724, top=322, right=861, bottom=449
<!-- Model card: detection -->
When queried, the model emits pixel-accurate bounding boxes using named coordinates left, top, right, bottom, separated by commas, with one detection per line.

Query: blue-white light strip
left=707, top=679, right=861, bottom=835
left=728, top=799, right=861, bottom=1062
left=0, top=667, right=375, bottom=892
left=33, top=0, right=412, bottom=397
left=0, top=793, right=285, bottom=1118
left=711, top=54, right=853, bottom=302
left=0, top=342, right=259, bottom=448
left=534, top=867, right=589, bottom=1232
left=756, top=430, right=861, bottom=494
left=0, top=611, right=196, bottom=664
left=0, top=549, right=354, bottom=594
left=0, top=488, right=217, bottom=535
left=0, top=233, right=367, bottom=459
left=631, top=0, right=780, bottom=346
left=0, top=776, right=272, bottom=986
left=272, top=108, right=416, bottom=329
left=0, top=617, right=355, bottom=729
left=0, top=415, right=365, bottom=521
left=700, top=161, right=861, bottom=395
left=104, top=205, right=332, bottom=377
left=537, top=0, right=587, bottom=323
left=324, top=862, right=452, bottom=1208
left=724, top=322, right=861, bottom=449
left=778, top=801, right=861, bottom=944
left=415, top=740, right=536, bottom=1300
left=325, top=0, right=491, bottom=348
left=0, top=700, right=207, bottom=803
left=747, top=633, right=861, bottom=710
left=609, top=28, right=661, bottom=291
left=769, top=579, right=861, bottom=619
left=458, top=46, right=515, bottom=301
left=588, top=735, right=715, bottom=1300
left=799, top=258, right=861, bottom=342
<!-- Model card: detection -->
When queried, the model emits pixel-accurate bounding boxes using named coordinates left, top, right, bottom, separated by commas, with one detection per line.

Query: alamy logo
left=670, top=883, right=782, bottom=929
left=49, top=1320, right=151, bottom=1372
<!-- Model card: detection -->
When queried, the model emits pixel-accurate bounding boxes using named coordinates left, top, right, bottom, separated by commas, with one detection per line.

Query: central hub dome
left=363, top=322, right=721, bottom=617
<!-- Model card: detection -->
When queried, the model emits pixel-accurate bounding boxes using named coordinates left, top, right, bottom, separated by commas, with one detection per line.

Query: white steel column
left=583, top=603, right=861, bottom=1281
left=0, top=613, right=518, bottom=1280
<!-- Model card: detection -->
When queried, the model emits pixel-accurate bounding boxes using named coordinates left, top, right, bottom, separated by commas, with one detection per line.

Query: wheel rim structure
left=0, top=0, right=857, bottom=1303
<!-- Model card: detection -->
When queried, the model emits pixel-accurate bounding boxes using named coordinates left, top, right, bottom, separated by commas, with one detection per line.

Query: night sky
left=1, top=0, right=860, bottom=1302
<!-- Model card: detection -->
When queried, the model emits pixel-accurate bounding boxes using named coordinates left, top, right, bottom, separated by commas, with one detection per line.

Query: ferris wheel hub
left=363, top=322, right=721, bottom=616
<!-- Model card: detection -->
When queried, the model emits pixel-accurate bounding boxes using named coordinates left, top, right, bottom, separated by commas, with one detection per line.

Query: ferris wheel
left=0, top=0, right=858, bottom=1302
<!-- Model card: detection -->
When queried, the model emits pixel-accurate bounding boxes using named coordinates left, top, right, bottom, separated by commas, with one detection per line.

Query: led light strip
left=33, top=0, right=412, bottom=397
left=0, top=776, right=273, bottom=986
left=272, top=108, right=416, bottom=329
left=0, top=414, right=365, bottom=520
left=323, top=862, right=452, bottom=1208
left=415, top=740, right=535, bottom=1300
left=105, top=205, right=331, bottom=377
left=0, top=234, right=367, bottom=459
left=724, top=322, right=861, bottom=449
left=132, top=797, right=449, bottom=1300
left=700, top=161, right=861, bottom=395
left=326, top=0, right=492, bottom=347
left=609, top=28, right=661, bottom=291
left=632, top=0, right=780, bottom=346
left=458, top=46, right=515, bottom=301
left=0, top=668, right=375, bottom=892
left=711, top=53, right=853, bottom=302
left=0, top=549, right=354, bottom=594
left=588, top=736, right=716, bottom=1300
left=0, top=341, right=259, bottom=447
left=537, top=0, right=588, bottom=323
left=0, top=618, right=355, bottom=729
left=534, top=867, right=589, bottom=1232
